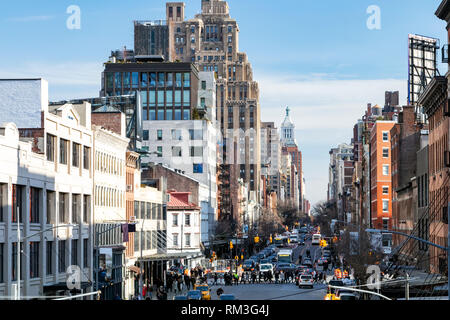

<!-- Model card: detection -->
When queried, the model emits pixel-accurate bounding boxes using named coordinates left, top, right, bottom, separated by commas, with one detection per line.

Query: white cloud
left=258, top=73, right=407, bottom=206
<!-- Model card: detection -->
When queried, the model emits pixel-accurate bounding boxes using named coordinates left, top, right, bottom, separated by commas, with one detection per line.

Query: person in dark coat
left=184, top=273, right=191, bottom=290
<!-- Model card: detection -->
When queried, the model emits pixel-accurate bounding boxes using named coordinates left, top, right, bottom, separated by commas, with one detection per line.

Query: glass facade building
left=102, top=62, right=199, bottom=122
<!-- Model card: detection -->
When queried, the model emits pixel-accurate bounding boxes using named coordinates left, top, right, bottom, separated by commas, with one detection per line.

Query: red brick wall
left=91, top=112, right=123, bottom=135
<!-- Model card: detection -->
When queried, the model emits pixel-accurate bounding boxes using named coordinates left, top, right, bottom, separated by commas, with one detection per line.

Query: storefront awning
left=128, top=265, right=141, bottom=274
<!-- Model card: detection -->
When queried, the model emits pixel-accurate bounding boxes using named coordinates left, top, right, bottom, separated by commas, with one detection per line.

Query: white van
left=312, top=234, right=321, bottom=245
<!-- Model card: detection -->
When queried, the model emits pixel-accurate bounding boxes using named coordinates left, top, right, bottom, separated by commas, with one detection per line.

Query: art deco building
left=158, top=0, right=262, bottom=231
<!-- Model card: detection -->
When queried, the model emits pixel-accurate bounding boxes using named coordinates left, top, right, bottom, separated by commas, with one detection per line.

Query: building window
left=11, top=243, right=23, bottom=281
left=83, top=146, right=90, bottom=170
left=0, top=243, right=3, bottom=283
left=58, top=240, right=66, bottom=273
left=173, top=213, right=178, bottom=226
left=382, top=132, right=389, bottom=142
left=30, top=242, right=39, bottom=279
left=171, top=129, right=182, bottom=141
left=190, top=147, right=203, bottom=157
left=46, top=134, right=56, bottom=162
left=172, top=147, right=182, bottom=157
left=59, top=193, right=67, bottom=223
left=59, top=138, right=68, bottom=165
left=83, top=239, right=88, bottom=268
left=193, top=164, right=203, bottom=174
left=228, top=35, right=232, bottom=43
left=382, top=186, right=389, bottom=195
left=143, top=130, right=149, bottom=141
left=201, top=81, right=206, bottom=90
left=30, top=187, right=40, bottom=224
left=382, top=148, right=389, bottom=158
left=12, top=185, right=24, bottom=223
left=185, top=214, right=191, bottom=226
left=46, top=241, right=53, bottom=275
left=382, top=200, right=389, bottom=213
left=382, top=165, right=389, bottom=176
left=83, top=195, right=89, bottom=223
left=157, top=146, right=163, bottom=157
left=157, top=130, right=162, bottom=141
left=0, top=184, right=3, bottom=222
left=72, top=194, right=79, bottom=223
left=173, top=234, right=178, bottom=247
left=185, top=234, right=191, bottom=247
left=189, top=129, right=202, bottom=140
left=382, top=218, right=389, bottom=230
left=71, top=239, right=78, bottom=266
left=72, top=142, right=80, bottom=167
left=169, top=6, right=173, bottom=18
left=200, top=97, right=206, bottom=108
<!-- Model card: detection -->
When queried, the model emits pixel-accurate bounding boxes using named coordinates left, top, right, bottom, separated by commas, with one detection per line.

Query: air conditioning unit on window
left=444, top=99, right=450, bottom=117
left=445, top=151, right=450, bottom=168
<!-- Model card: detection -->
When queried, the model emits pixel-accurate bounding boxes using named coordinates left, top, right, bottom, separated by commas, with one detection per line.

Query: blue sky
left=0, top=0, right=448, bottom=206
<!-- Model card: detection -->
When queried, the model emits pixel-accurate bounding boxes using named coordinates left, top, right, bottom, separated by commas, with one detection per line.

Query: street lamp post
left=15, top=222, right=76, bottom=300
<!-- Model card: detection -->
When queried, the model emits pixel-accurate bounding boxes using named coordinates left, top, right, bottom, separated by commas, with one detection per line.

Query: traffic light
left=235, top=256, right=239, bottom=260
left=269, top=236, right=273, bottom=243
left=241, top=255, right=244, bottom=260
left=254, top=236, right=259, bottom=243
left=229, top=241, right=233, bottom=249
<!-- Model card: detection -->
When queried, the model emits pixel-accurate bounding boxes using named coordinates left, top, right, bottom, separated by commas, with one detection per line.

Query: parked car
left=219, top=294, right=237, bottom=300
left=259, top=258, right=270, bottom=265
left=298, top=274, right=314, bottom=289
left=186, top=290, right=202, bottom=300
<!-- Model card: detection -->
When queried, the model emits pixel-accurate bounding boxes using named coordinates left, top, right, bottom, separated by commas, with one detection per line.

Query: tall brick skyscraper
left=151, top=0, right=261, bottom=231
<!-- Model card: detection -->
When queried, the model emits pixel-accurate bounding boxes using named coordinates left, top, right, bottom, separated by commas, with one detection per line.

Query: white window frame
left=382, top=148, right=389, bottom=158
left=382, top=186, right=389, bottom=195
left=382, top=199, right=389, bottom=213
left=382, top=165, right=389, bottom=176
left=382, top=131, right=389, bottom=142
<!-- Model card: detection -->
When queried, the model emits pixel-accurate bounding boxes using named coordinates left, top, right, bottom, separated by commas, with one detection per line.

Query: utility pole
left=139, top=220, right=144, bottom=298
left=16, top=206, right=20, bottom=300
left=405, top=273, right=410, bottom=300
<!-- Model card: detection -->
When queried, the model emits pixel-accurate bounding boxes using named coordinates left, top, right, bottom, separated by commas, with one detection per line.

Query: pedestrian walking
left=251, top=271, right=257, bottom=284
left=184, top=273, right=191, bottom=290
left=274, top=271, right=279, bottom=284
left=267, top=270, right=273, bottom=284
left=177, top=274, right=183, bottom=292
left=280, top=271, right=285, bottom=284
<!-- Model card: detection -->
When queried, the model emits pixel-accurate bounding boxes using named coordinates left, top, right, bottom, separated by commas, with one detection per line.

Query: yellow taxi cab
left=324, top=293, right=340, bottom=300
left=194, top=283, right=211, bottom=300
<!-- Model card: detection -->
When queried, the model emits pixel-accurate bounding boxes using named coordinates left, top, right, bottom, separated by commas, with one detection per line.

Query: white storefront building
left=0, top=79, right=94, bottom=299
